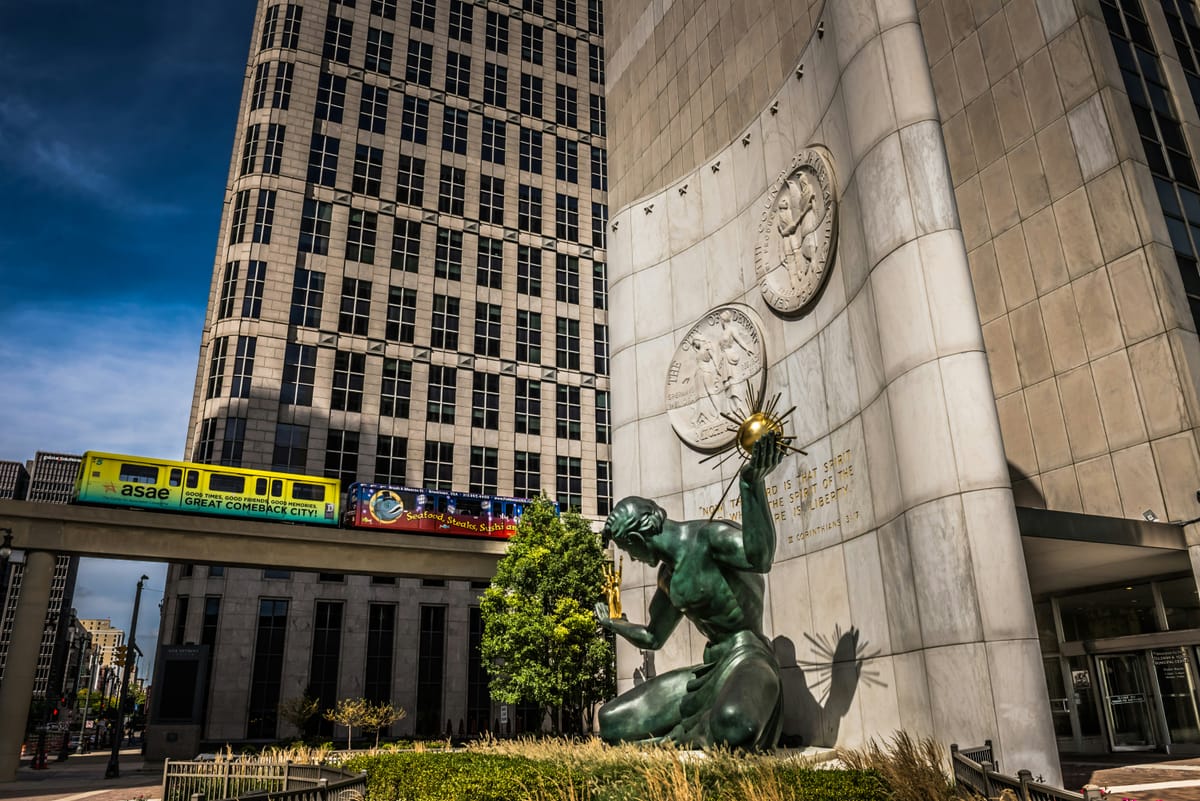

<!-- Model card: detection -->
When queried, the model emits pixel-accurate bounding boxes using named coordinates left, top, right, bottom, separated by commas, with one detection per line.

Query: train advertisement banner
left=349, top=485, right=516, bottom=539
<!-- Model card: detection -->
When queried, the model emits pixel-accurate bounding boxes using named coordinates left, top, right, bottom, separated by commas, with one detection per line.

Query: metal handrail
left=950, top=743, right=1101, bottom=801
left=162, top=759, right=365, bottom=801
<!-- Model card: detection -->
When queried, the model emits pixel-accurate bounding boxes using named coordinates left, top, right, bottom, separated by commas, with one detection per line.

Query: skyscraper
left=167, top=0, right=609, bottom=741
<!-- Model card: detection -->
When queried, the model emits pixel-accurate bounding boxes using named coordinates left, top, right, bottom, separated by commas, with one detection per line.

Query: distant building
left=0, top=461, right=29, bottom=501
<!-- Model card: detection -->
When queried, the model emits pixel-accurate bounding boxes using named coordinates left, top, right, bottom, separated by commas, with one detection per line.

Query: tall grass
left=836, top=731, right=962, bottom=801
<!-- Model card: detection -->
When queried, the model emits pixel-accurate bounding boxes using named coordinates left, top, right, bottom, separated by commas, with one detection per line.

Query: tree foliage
left=325, top=697, right=371, bottom=749
left=278, top=694, right=321, bottom=736
left=480, top=496, right=615, bottom=735
left=364, top=701, right=407, bottom=747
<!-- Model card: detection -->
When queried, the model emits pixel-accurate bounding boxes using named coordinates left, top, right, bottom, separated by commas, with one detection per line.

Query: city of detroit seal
left=755, top=146, right=838, bottom=316
left=665, top=304, right=768, bottom=452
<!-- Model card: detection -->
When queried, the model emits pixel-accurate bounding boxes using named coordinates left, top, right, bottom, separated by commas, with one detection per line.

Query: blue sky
left=0, top=1, right=257, bottom=672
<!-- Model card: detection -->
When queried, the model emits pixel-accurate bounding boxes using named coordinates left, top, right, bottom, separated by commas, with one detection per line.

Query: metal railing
left=162, top=759, right=366, bottom=801
left=951, top=742, right=1101, bottom=801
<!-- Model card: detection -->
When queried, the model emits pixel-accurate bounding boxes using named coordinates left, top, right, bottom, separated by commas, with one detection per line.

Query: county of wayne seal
left=666, top=304, right=767, bottom=452
left=754, top=146, right=838, bottom=315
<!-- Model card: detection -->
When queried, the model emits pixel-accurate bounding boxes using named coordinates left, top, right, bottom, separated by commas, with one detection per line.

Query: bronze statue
left=595, top=433, right=785, bottom=750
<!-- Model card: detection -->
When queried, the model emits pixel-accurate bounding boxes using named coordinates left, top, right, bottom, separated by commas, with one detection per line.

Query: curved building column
left=0, top=549, right=56, bottom=781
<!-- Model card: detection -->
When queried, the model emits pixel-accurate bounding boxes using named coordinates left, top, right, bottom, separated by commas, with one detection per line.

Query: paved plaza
left=0, top=749, right=160, bottom=801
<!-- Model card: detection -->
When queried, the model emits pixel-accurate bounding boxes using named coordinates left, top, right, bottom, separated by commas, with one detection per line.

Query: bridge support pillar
left=0, top=550, right=56, bottom=782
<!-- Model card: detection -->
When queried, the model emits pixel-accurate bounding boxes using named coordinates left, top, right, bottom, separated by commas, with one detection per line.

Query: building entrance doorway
left=1097, top=653, right=1156, bottom=750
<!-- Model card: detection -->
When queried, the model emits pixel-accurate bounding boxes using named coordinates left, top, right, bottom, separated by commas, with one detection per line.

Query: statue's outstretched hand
left=742, top=432, right=783, bottom=484
left=594, top=601, right=614, bottom=630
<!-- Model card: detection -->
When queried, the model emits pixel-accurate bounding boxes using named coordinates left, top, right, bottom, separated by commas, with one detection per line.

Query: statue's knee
left=710, top=703, right=760, bottom=748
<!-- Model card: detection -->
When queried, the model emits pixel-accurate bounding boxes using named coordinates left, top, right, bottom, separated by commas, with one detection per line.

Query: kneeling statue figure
left=596, top=433, right=785, bottom=750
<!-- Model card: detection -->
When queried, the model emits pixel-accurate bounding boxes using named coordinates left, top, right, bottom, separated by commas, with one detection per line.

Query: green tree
left=364, top=701, right=407, bottom=747
left=324, top=697, right=370, bottom=749
left=480, top=496, right=615, bottom=735
left=278, top=694, right=321, bottom=737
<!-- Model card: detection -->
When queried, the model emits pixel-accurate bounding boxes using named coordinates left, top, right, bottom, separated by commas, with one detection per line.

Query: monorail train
left=73, top=451, right=537, bottom=540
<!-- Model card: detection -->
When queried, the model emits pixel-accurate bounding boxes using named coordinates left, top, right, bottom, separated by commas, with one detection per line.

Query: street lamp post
left=105, top=575, right=148, bottom=780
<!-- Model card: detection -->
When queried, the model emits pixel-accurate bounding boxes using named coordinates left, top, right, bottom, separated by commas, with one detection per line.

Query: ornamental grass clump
left=836, top=731, right=962, bottom=801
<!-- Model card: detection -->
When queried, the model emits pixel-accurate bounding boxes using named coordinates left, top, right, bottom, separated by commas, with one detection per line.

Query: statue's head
left=603, top=497, right=666, bottom=565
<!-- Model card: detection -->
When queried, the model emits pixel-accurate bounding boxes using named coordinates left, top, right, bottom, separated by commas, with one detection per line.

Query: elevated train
left=73, top=451, right=537, bottom=540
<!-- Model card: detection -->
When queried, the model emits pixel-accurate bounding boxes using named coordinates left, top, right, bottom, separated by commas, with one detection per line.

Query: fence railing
left=951, top=742, right=1102, bottom=801
left=161, top=759, right=367, bottom=801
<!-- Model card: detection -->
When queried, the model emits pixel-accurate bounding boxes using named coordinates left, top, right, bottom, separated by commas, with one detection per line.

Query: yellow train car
left=74, top=452, right=340, bottom=525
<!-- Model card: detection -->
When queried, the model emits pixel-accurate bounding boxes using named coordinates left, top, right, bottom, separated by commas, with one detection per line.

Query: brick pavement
left=1062, top=755, right=1200, bottom=801
left=0, top=749, right=161, bottom=801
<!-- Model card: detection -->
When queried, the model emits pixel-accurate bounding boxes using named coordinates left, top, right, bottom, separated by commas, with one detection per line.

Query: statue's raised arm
left=711, top=432, right=784, bottom=572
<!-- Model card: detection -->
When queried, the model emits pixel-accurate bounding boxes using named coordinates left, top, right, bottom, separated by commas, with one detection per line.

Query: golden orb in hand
left=737, top=412, right=784, bottom=456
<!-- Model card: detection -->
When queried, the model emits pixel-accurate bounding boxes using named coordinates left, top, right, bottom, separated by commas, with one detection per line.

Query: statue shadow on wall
left=632, top=650, right=656, bottom=686
left=774, top=625, right=883, bottom=748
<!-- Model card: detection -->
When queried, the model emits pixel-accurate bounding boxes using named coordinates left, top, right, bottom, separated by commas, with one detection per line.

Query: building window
left=438, top=165, right=466, bottom=215
left=590, top=93, right=606, bottom=136
left=556, top=384, right=581, bottom=439
left=445, top=51, right=471, bottom=96
left=174, top=596, right=191, bottom=645
left=592, top=261, right=607, bottom=309
left=590, top=145, right=607, bottom=190
left=272, top=423, right=308, bottom=471
left=479, top=176, right=505, bottom=225
left=240, top=260, right=263, bottom=317
left=416, top=605, right=446, bottom=736
left=309, top=601, right=343, bottom=735
left=323, top=14, right=353, bottom=62
left=332, top=350, right=366, bottom=412
left=517, top=245, right=541, bottom=295
left=261, top=5, right=280, bottom=49
left=251, top=63, right=270, bottom=110
left=401, top=96, right=429, bottom=144
left=597, top=460, right=611, bottom=515
left=483, top=63, right=508, bottom=111
left=290, top=267, right=325, bottom=327
left=556, top=0, right=576, bottom=26
left=595, top=389, right=609, bottom=444
left=375, top=436, right=408, bottom=484
left=555, top=193, right=578, bottom=241
left=442, top=107, right=469, bottom=155
left=472, top=372, right=500, bottom=430
left=307, top=134, right=339, bottom=187
left=299, top=199, right=333, bottom=254
left=205, top=337, right=228, bottom=399
left=516, top=378, right=540, bottom=435
left=521, top=22, right=543, bottom=65
left=594, top=322, right=608, bottom=373
left=555, top=253, right=579, bottom=303
left=434, top=228, right=463, bottom=279
left=474, top=302, right=501, bottom=357
left=556, top=138, right=578, bottom=183
left=281, top=342, right=317, bottom=406
left=230, top=189, right=251, bottom=244
left=431, top=294, right=460, bottom=349
left=411, top=0, right=435, bottom=30
left=486, top=10, right=509, bottom=52
left=359, top=85, right=388, bottom=134
left=365, top=27, right=394, bottom=73
left=282, top=4, right=303, bottom=46
left=346, top=208, right=378, bottom=263
left=514, top=451, right=539, bottom=497
left=449, top=0, right=473, bottom=41
left=273, top=62, right=294, bottom=109
left=591, top=202, right=607, bottom=248
left=380, top=357, right=413, bottom=417
left=353, top=144, right=384, bottom=196
left=469, top=446, right=498, bottom=494
left=517, top=310, right=541, bottom=363
left=263, top=124, right=285, bottom=174
left=406, top=40, right=433, bottom=86
left=555, top=34, right=577, bottom=75
left=316, top=71, right=347, bottom=123
left=519, top=127, right=542, bottom=173
left=231, top=336, right=257, bottom=399
left=386, top=286, right=417, bottom=342
left=221, top=417, right=247, bottom=466
left=480, top=118, right=506, bottom=165
left=467, top=607, right=490, bottom=735
left=195, top=418, right=217, bottom=463
left=372, top=0, right=397, bottom=19
left=427, top=365, right=457, bottom=423
left=246, top=599, right=288, bottom=739
left=324, top=429, right=359, bottom=483
left=476, top=236, right=503, bottom=287
left=588, top=42, right=604, bottom=84
left=423, top=441, right=454, bottom=490
left=240, top=124, right=260, bottom=176
left=556, top=316, right=579, bottom=370
left=338, top=278, right=372, bottom=335
left=556, top=456, right=582, bottom=511
left=520, top=73, right=543, bottom=117
left=253, top=189, right=276, bottom=244
left=587, top=0, right=602, bottom=35
left=396, top=154, right=425, bottom=206
left=555, top=84, right=578, bottom=126
left=365, top=604, right=396, bottom=706
left=218, top=262, right=239, bottom=319
left=391, top=218, right=422, bottom=272
left=518, top=184, right=542, bottom=232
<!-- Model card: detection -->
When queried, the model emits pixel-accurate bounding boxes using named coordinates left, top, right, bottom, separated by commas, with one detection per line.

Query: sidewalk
left=0, top=749, right=162, bottom=801
left=1061, top=753, right=1200, bottom=801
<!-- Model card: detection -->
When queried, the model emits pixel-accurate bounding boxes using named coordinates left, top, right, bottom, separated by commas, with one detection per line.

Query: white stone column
left=0, top=550, right=56, bottom=781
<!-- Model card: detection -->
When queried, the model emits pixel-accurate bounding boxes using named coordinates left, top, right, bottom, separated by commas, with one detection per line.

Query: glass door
left=1154, top=648, right=1200, bottom=746
left=1097, top=653, right=1157, bottom=750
